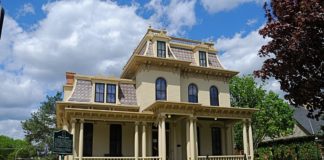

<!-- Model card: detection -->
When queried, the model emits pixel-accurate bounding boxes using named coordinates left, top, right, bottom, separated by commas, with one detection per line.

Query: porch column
left=186, top=119, right=191, bottom=160
left=242, top=119, right=249, bottom=156
left=135, top=122, right=139, bottom=160
left=142, top=122, right=147, bottom=157
left=78, top=119, right=84, bottom=160
left=161, top=115, right=166, bottom=160
left=193, top=119, right=198, bottom=158
left=248, top=119, right=254, bottom=160
left=71, top=119, right=77, bottom=158
left=158, top=119, right=162, bottom=157
left=189, top=117, right=197, bottom=160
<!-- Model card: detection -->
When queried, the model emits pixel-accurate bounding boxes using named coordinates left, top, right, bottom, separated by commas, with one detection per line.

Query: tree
left=230, top=76, right=294, bottom=149
left=254, top=0, right=324, bottom=118
left=21, top=92, right=62, bottom=159
left=0, top=135, right=36, bottom=160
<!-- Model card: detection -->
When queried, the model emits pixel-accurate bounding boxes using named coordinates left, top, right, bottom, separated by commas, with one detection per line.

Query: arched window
left=210, top=86, right=219, bottom=106
left=156, top=77, right=167, bottom=100
left=188, top=83, right=198, bottom=103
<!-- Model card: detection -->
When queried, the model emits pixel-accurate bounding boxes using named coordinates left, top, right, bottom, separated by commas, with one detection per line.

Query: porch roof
left=56, top=101, right=141, bottom=128
left=64, top=108, right=156, bottom=122
left=144, top=101, right=258, bottom=119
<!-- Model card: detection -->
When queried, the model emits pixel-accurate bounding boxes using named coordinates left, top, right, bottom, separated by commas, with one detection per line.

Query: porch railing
left=197, top=155, right=251, bottom=160
left=76, top=157, right=161, bottom=160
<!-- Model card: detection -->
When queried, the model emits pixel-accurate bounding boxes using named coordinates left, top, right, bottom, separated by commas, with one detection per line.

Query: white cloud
left=217, top=28, right=269, bottom=74
left=216, top=27, right=285, bottom=96
left=246, top=18, right=257, bottom=26
left=10, top=0, right=149, bottom=86
left=0, top=120, right=24, bottom=139
left=17, top=3, right=36, bottom=18
left=200, top=0, right=261, bottom=13
left=0, top=0, right=198, bottom=139
left=0, top=0, right=154, bottom=139
left=146, top=0, right=197, bottom=35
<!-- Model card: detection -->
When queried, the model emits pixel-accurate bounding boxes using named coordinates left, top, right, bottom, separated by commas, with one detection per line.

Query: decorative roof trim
left=144, top=101, right=258, bottom=119
left=121, top=55, right=239, bottom=79
left=57, top=101, right=140, bottom=109
left=63, top=108, right=156, bottom=126
left=74, top=74, right=135, bottom=84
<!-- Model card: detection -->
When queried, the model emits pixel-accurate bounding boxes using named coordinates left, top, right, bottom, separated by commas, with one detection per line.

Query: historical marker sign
left=53, top=130, right=73, bottom=155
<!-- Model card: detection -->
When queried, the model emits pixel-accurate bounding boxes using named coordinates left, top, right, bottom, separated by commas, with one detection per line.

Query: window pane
left=188, top=84, right=198, bottom=103
left=157, top=41, right=166, bottom=58
left=210, top=86, right=219, bottom=106
left=199, top=51, right=207, bottom=67
left=95, top=83, right=105, bottom=103
left=156, top=78, right=167, bottom=100
left=107, top=84, right=116, bottom=103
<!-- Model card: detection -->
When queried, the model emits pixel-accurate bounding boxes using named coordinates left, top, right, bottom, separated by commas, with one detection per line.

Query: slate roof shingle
left=208, top=53, right=223, bottom=69
left=293, top=106, right=324, bottom=135
left=118, top=83, right=137, bottom=105
left=68, top=80, right=92, bottom=102
left=170, top=47, right=196, bottom=65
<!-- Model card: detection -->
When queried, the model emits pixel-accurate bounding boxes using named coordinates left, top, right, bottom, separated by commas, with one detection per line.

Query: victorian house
left=56, top=28, right=257, bottom=160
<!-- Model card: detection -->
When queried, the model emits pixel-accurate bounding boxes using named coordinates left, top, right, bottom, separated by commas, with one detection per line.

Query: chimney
left=66, top=72, right=76, bottom=85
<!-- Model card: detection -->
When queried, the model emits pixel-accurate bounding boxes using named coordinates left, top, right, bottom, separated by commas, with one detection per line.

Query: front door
left=110, top=124, right=122, bottom=156
left=211, top=127, right=222, bottom=155
left=83, top=123, right=93, bottom=156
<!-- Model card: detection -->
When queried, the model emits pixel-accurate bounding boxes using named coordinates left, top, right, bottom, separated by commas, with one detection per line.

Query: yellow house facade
left=56, top=28, right=258, bottom=160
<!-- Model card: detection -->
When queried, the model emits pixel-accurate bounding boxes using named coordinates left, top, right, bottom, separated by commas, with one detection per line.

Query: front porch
left=57, top=101, right=257, bottom=160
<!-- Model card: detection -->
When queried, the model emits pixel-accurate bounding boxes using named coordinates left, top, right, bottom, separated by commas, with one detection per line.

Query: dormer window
left=106, top=84, right=116, bottom=103
left=199, top=51, right=207, bottom=67
left=157, top=41, right=166, bottom=58
left=95, top=83, right=105, bottom=103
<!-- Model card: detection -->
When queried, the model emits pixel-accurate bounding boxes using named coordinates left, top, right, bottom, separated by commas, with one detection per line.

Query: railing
left=197, top=155, right=251, bottom=160
left=77, top=157, right=161, bottom=160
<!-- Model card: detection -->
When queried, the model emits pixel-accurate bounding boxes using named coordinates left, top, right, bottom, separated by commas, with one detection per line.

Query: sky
left=0, top=0, right=281, bottom=139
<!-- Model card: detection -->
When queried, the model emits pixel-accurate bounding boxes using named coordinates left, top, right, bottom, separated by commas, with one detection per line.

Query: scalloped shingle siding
left=68, top=80, right=92, bottom=102
left=208, top=53, right=223, bottom=69
left=171, top=47, right=196, bottom=65
left=119, top=84, right=137, bottom=105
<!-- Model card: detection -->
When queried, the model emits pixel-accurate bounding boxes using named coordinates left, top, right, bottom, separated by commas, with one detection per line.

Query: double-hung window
left=188, top=83, right=198, bottom=103
left=95, top=83, right=105, bottom=103
left=157, top=41, right=166, bottom=58
left=210, top=86, right=219, bottom=106
left=156, top=78, right=167, bottom=100
left=199, top=51, right=207, bottom=67
left=106, top=84, right=116, bottom=103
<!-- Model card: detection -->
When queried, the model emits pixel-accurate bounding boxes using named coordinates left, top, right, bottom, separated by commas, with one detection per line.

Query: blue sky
left=0, top=0, right=277, bottom=139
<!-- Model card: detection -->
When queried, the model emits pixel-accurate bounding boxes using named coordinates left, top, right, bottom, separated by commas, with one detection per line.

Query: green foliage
left=230, top=76, right=294, bottom=149
left=0, top=135, right=36, bottom=160
left=256, top=141, right=321, bottom=160
left=21, top=92, right=62, bottom=158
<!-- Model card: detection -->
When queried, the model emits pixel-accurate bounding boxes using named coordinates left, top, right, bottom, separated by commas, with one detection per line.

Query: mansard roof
left=66, top=74, right=137, bottom=105
left=121, top=28, right=238, bottom=79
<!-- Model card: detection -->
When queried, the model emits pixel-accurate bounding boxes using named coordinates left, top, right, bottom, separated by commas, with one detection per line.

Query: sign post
left=53, top=130, right=73, bottom=159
